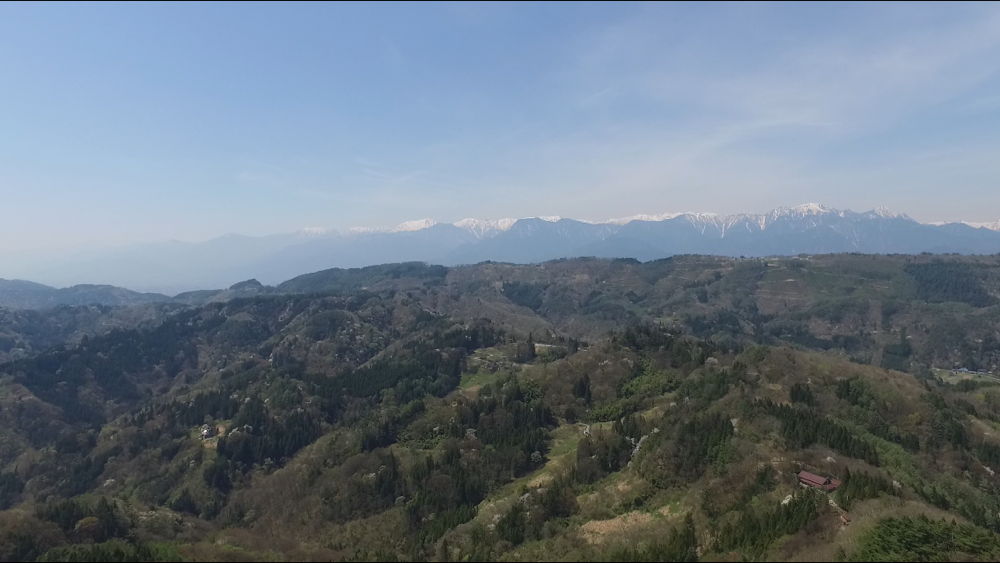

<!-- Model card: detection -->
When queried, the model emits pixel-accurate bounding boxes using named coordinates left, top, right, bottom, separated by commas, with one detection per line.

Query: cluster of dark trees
left=502, top=282, right=548, bottom=311
left=760, top=400, right=880, bottom=465
left=836, top=377, right=920, bottom=452
left=881, top=328, right=913, bottom=371
left=449, top=377, right=553, bottom=469
left=710, top=466, right=778, bottom=519
left=905, top=262, right=993, bottom=307
left=574, top=414, right=642, bottom=485
left=616, top=324, right=717, bottom=367
left=637, top=412, right=735, bottom=488
left=713, top=489, right=821, bottom=557
left=925, top=392, right=971, bottom=450
left=849, top=515, right=1000, bottom=561
left=35, top=497, right=129, bottom=544
left=316, top=375, right=561, bottom=559
left=304, top=322, right=504, bottom=421
left=606, top=514, right=699, bottom=562
left=0, top=472, right=24, bottom=510
left=834, top=468, right=898, bottom=510
left=0, top=312, right=206, bottom=425
left=216, top=401, right=321, bottom=469
left=789, top=382, right=815, bottom=405
left=36, top=540, right=180, bottom=563
left=55, top=445, right=124, bottom=498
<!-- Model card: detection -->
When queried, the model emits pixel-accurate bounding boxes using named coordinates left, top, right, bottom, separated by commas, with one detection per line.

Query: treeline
left=0, top=308, right=215, bottom=424
left=216, top=399, right=321, bottom=469
left=319, top=375, right=558, bottom=557
left=714, top=489, right=822, bottom=558
left=502, top=281, right=549, bottom=311
left=605, top=514, right=698, bottom=562
left=615, top=324, right=720, bottom=367
left=0, top=472, right=24, bottom=510
left=449, top=376, right=553, bottom=467
left=760, top=400, right=880, bottom=465
left=35, top=497, right=130, bottom=544
left=55, top=445, right=124, bottom=498
left=834, top=468, right=898, bottom=510
left=574, top=414, right=643, bottom=484
left=836, top=377, right=920, bottom=452
left=904, top=262, right=993, bottom=307
left=37, top=540, right=182, bottom=563
left=639, top=412, right=735, bottom=487
left=307, top=321, right=505, bottom=421
left=848, top=515, right=1000, bottom=561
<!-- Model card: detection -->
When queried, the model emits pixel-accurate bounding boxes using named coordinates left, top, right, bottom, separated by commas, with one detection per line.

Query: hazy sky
left=2, top=2, right=1000, bottom=251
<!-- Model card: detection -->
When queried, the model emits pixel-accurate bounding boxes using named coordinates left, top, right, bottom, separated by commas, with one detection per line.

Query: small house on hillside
left=798, top=470, right=841, bottom=491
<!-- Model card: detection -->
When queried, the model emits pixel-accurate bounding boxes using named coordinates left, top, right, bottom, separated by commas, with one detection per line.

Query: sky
left=2, top=1, right=1000, bottom=252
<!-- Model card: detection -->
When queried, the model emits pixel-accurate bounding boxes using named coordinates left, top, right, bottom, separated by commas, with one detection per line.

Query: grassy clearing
left=934, top=368, right=1000, bottom=384
left=489, top=424, right=584, bottom=499
left=459, top=369, right=496, bottom=390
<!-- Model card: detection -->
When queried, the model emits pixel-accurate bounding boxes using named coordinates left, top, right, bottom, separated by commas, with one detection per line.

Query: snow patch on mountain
left=870, top=206, right=907, bottom=219
left=767, top=203, right=836, bottom=219
left=607, top=213, right=684, bottom=225
left=454, top=218, right=517, bottom=238
left=332, top=204, right=930, bottom=238
left=392, top=219, right=438, bottom=233
left=962, top=221, right=1000, bottom=231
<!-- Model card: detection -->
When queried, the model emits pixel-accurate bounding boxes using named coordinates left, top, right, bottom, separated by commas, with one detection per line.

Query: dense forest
left=2, top=254, right=1000, bottom=561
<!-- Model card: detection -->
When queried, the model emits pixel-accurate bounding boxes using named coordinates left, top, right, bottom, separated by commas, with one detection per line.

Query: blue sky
left=2, top=2, right=1000, bottom=251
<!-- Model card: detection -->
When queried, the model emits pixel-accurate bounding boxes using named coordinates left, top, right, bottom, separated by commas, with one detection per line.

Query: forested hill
left=0, top=280, right=170, bottom=311
left=2, top=255, right=1000, bottom=561
left=8, top=255, right=1000, bottom=375
left=260, top=254, right=1000, bottom=372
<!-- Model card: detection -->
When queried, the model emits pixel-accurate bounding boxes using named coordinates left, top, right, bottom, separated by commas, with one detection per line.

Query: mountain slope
left=3, top=286, right=1000, bottom=561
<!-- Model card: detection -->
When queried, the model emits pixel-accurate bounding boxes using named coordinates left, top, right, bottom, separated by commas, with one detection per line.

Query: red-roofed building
left=798, top=470, right=841, bottom=491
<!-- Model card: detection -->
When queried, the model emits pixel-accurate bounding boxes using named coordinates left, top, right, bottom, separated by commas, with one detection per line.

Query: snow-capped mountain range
left=5, top=204, right=1000, bottom=295
left=311, top=204, right=991, bottom=238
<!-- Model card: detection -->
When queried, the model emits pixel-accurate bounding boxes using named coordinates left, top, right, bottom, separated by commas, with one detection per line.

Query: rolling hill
left=2, top=254, right=1000, bottom=561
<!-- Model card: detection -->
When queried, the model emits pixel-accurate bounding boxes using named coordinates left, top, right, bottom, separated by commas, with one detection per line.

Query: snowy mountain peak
left=869, top=206, right=908, bottom=219
left=494, top=218, right=517, bottom=231
left=392, top=219, right=438, bottom=233
left=770, top=203, right=835, bottom=218
left=797, top=203, right=833, bottom=214
left=607, top=213, right=684, bottom=225
left=454, top=218, right=516, bottom=238
left=962, top=220, right=1000, bottom=231
left=333, top=204, right=975, bottom=239
left=607, top=213, right=681, bottom=225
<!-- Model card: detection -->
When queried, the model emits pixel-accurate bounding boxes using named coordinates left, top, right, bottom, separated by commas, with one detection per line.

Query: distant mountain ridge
left=4, top=204, right=1000, bottom=295
left=0, top=279, right=170, bottom=310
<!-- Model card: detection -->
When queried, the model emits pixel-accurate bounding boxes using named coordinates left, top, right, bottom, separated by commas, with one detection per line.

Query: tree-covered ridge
left=272, top=254, right=1000, bottom=373
left=2, top=256, right=1000, bottom=561
left=7, top=253, right=1000, bottom=373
